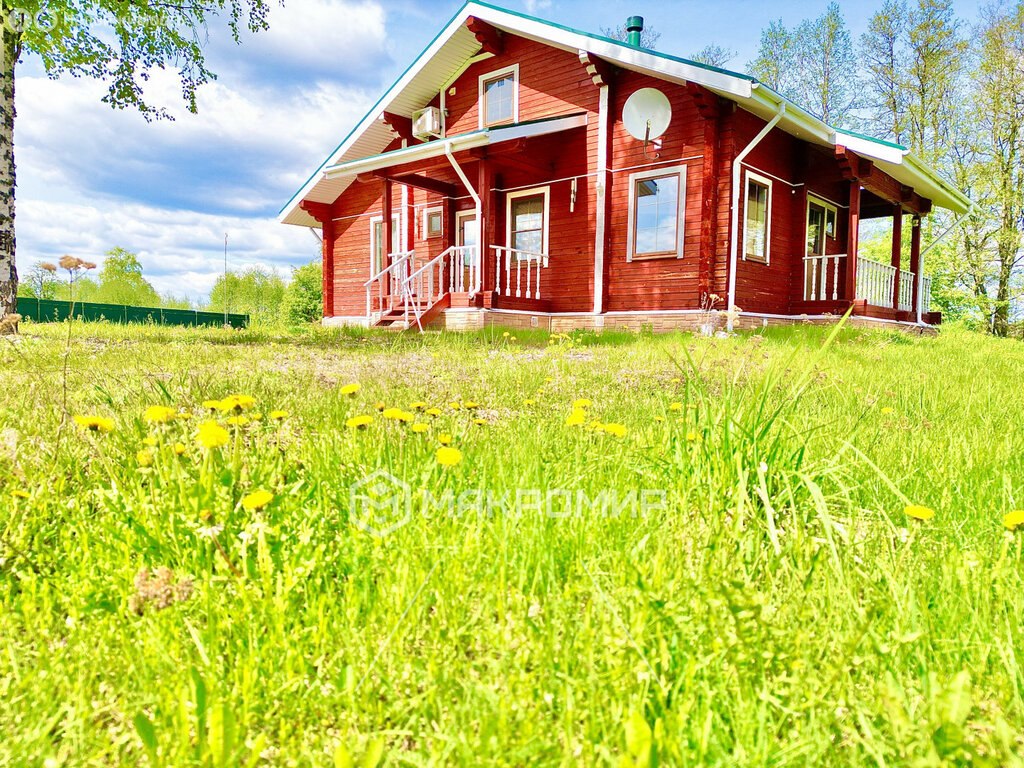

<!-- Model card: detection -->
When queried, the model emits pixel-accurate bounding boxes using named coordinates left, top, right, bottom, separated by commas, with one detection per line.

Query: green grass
left=1, top=319, right=1023, bottom=767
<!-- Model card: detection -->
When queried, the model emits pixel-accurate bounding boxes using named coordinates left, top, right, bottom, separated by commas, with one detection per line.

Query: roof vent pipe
left=626, top=15, right=644, bottom=47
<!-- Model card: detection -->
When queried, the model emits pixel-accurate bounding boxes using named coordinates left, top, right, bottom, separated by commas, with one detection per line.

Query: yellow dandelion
left=686, top=430, right=700, bottom=442
left=573, top=398, right=593, bottom=409
left=241, top=489, right=274, bottom=511
left=202, top=399, right=222, bottom=411
left=411, top=422, right=429, bottom=433
left=881, top=407, right=895, bottom=415
left=544, top=377, right=554, bottom=383
left=1002, top=510, right=1024, bottom=531
left=136, top=449, right=154, bottom=467
left=382, top=407, right=415, bottom=423
left=410, top=401, right=427, bottom=410
left=196, top=420, right=230, bottom=449
left=502, top=332, right=510, bottom=338
left=374, top=401, right=386, bottom=412
left=510, top=336, right=517, bottom=342
left=142, top=436, right=158, bottom=447
left=654, top=415, right=665, bottom=423
left=473, top=418, right=487, bottom=426
left=438, top=433, right=453, bottom=445
left=269, top=410, right=288, bottom=420
left=463, top=401, right=480, bottom=409
left=346, top=415, right=373, bottom=430
left=425, top=407, right=443, bottom=417
left=11, top=489, right=29, bottom=499
left=217, top=394, right=256, bottom=413
left=524, top=398, right=536, bottom=406
left=173, top=442, right=187, bottom=456
left=670, top=377, right=682, bottom=384
left=603, top=423, right=627, bottom=438
left=905, top=504, right=935, bottom=521
left=340, top=383, right=361, bottom=396
left=74, top=415, right=115, bottom=433
left=448, top=401, right=462, bottom=410
left=669, top=402, right=683, bottom=412
left=142, top=405, right=177, bottom=424
left=226, top=416, right=250, bottom=427
left=436, top=446, right=463, bottom=467
left=565, top=409, right=587, bottom=427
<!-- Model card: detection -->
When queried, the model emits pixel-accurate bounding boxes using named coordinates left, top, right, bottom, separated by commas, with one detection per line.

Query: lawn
left=1, top=320, right=1023, bottom=767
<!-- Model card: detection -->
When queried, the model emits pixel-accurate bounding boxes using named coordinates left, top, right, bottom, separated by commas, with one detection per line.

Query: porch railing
left=856, top=256, right=897, bottom=309
left=922, top=276, right=933, bottom=313
left=448, top=245, right=480, bottom=294
left=364, top=250, right=415, bottom=318
left=803, top=253, right=846, bottom=302
left=493, top=246, right=548, bottom=300
left=898, top=270, right=915, bottom=312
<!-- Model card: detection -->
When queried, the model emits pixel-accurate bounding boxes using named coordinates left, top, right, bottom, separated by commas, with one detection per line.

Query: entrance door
left=805, top=199, right=837, bottom=301
left=455, top=211, right=478, bottom=292
left=370, top=215, right=399, bottom=276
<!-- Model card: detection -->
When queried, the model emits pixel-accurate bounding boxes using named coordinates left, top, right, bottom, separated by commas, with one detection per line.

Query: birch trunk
left=0, top=25, right=17, bottom=331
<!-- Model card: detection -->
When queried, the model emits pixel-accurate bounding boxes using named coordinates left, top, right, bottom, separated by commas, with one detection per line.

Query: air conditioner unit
left=412, top=106, right=443, bottom=140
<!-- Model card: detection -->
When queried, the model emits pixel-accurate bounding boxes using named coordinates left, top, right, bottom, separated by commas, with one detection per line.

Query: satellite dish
left=623, top=88, right=672, bottom=142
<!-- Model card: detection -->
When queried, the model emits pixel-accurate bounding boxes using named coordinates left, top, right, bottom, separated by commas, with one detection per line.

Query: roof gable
left=280, top=1, right=969, bottom=226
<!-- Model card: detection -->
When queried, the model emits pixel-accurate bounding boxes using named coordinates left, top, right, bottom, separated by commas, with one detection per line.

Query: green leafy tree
left=207, top=267, right=286, bottom=326
left=0, top=0, right=272, bottom=330
left=281, top=260, right=322, bottom=326
left=689, top=44, right=736, bottom=69
left=94, top=247, right=161, bottom=306
left=861, top=0, right=910, bottom=143
left=17, top=260, right=59, bottom=299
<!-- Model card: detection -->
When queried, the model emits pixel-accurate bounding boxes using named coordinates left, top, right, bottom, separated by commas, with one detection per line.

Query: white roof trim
left=281, top=1, right=969, bottom=226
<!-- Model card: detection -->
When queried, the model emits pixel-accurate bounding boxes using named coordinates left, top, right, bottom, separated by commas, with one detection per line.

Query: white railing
left=898, top=270, right=915, bottom=312
left=803, top=254, right=846, bottom=302
left=493, top=246, right=548, bottom=300
left=448, top=245, right=480, bottom=294
left=856, top=256, right=897, bottom=308
left=364, top=250, right=415, bottom=318
left=922, top=276, right=933, bottom=313
left=402, top=248, right=452, bottom=331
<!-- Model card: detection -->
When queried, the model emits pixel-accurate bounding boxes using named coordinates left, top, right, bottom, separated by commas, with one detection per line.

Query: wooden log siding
left=318, top=31, right=939, bottom=323
left=604, top=70, right=706, bottom=313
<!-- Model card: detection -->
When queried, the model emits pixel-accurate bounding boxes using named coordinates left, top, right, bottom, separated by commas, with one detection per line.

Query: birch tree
left=0, top=0, right=272, bottom=331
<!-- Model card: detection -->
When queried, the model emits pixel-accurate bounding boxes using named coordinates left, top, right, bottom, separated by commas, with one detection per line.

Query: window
left=423, top=207, right=443, bottom=239
left=744, top=172, right=772, bottom=263
left=505, top=187, right=549, bottom=257
left=806, top=197, right=838, bottom=257
left=479, top=65, right=519, bottom=128
left=626, top=166, right=687, bottom=261
left=370, top=215, right=399, bottom=275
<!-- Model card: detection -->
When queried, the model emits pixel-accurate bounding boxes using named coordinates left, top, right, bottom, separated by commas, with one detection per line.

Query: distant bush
left=281, top=260, right=322, bottom=326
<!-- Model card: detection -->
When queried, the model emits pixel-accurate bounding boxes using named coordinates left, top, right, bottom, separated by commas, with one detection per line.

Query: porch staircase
left=364, top=246, right=476, bottom=331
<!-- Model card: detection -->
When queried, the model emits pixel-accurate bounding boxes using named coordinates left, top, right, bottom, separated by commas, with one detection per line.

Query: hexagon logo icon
left=349, top=469, right=412, bottom=537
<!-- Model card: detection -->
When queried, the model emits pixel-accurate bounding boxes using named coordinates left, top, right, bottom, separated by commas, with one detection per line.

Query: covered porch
left=319, top=113, right=587, bottom=330
left=794, top=146, right=942, bottom=325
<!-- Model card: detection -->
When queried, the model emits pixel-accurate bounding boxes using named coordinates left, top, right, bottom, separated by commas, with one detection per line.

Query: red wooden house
left=279, top=2, right=970, bottom=332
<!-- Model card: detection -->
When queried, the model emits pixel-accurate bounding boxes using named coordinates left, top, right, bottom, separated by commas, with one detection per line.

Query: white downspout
left=915, top=203, right=975, bottom=325
left=727, top=103, right=786, bottom=332
left=444, top=141, right=483, bottom=292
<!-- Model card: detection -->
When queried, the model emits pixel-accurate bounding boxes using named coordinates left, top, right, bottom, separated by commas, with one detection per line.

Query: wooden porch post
left=909, top=215, right=922, bottom=317
left=478, top=157, right=494, bottom=294
left=322, top=217, right=335, bottom=318
left=891, top=203, right=902, bottom=310
left=404, top=184, right=416, bottom=255
left=845, top=181, right=861, bottom=302
left=382, top=178, right=393, bottom=267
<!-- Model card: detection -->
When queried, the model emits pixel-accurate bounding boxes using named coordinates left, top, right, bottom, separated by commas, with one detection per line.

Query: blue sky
left=14, top=0, right=979, bottom=302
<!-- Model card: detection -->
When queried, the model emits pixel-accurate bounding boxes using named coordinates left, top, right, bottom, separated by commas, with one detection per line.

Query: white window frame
left=742, top=170, right=773, bottom=265
left=805, top=195, right=839, bottom=257
left=369, top=214, right=399, bottom=276
left=626, top=165, right=687, bottom=262
left=478, top=64, right=520, bottom=129
left=422, top=206, right=444, bottom=239
left=505, top=186, right=550, bottom=261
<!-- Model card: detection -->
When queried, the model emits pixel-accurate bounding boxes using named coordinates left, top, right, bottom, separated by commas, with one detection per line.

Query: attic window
left=479, top=64, right=519, bottom=128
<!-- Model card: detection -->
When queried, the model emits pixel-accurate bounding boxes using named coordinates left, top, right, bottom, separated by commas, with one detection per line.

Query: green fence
left=17, top=298, right=249, bottom=329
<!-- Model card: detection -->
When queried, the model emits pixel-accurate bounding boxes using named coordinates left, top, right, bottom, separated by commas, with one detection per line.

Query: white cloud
left=11, top=0, right=391, bottom=302
left=17, top=197, right=319, bottom=302
left=523, top=0, right=553, bottom=14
